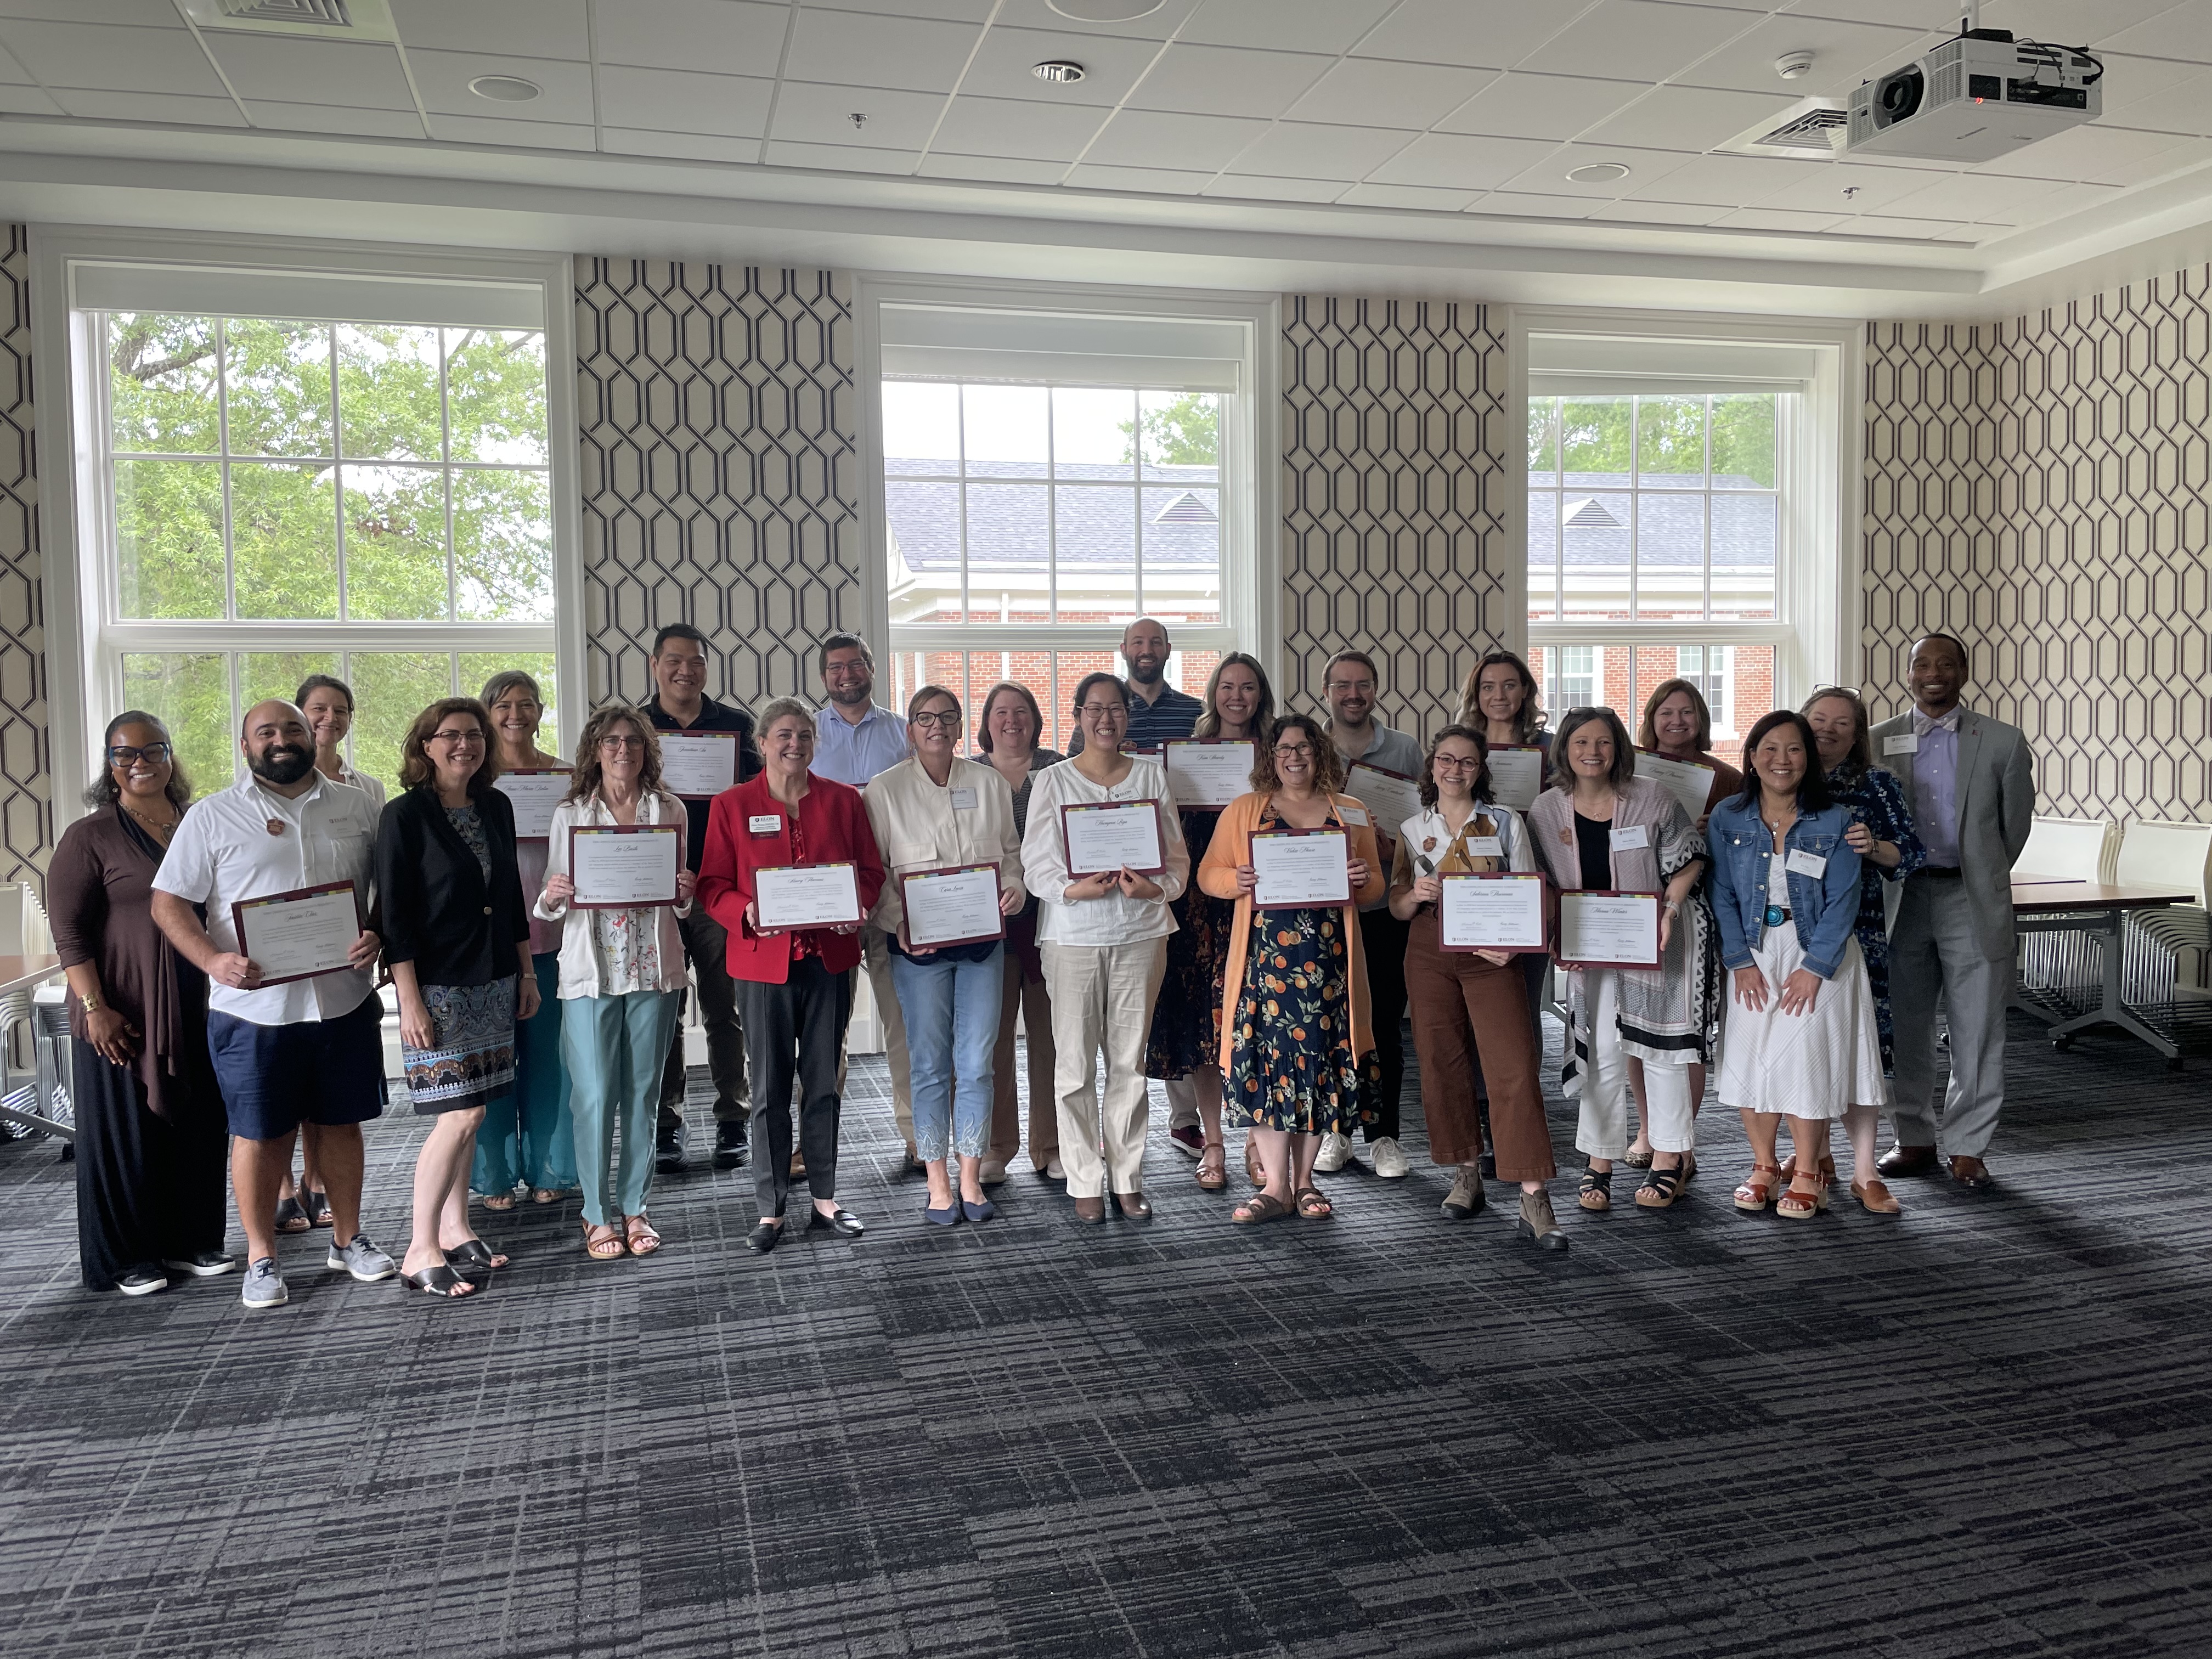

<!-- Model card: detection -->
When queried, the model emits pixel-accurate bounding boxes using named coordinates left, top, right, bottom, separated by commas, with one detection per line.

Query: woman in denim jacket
left=1708, top=711, right=1891, bottom=1221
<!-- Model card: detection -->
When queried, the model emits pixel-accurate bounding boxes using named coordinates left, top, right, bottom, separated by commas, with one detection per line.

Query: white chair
left=2015, top=815, right=2117, bottom=884
left=2115, top=820, right=2212, bottom=1003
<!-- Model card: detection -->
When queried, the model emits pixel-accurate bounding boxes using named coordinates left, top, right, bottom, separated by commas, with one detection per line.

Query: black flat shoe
left=809, top=1207, right=865, bottom=1238
left=747, top=1220, right=782, bottom=1254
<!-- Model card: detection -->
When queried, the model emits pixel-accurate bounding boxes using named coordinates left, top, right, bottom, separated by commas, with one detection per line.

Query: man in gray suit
left=1872, top=633, right=2036, bottom=1188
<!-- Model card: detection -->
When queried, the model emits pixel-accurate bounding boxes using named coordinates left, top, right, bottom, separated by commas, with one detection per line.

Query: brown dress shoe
left=1116, top=1191, right=1153, bottom=1222
left=1875, top=1142, right=1940, bottom=1178
left=1073, top=1195, right=1106, bottom=1224
left=1949, top=1155, right=1994, bottom=1189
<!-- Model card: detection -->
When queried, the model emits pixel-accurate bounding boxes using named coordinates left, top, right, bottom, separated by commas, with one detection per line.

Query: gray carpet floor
left=3, top=1012, right=2211, bottom=1658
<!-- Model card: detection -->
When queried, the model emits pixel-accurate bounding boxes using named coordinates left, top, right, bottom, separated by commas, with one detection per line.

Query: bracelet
left=79, top=989, right=101, bottom=1013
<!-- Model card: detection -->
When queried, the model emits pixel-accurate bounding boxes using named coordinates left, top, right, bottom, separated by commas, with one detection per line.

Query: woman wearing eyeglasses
left=1020, top=673, right=1190, bottom=1225
left=48, top=714, right=229, bottom=1296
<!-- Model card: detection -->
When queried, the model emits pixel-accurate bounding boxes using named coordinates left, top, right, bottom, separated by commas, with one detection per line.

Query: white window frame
left=32, top=227, right=585, bottom=818
left=853, top=275, right=1280, bottom=689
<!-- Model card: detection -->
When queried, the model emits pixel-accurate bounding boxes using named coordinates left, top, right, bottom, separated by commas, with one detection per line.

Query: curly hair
left=566, top=702, right=667, bottom=804
left=1251, top=712, right=1347, bottom=796
left=397, top=698, right=497, bottom=795
left=84, top=710, right=195, bottom=813
left=1415, top=724, right=1491, bottom=810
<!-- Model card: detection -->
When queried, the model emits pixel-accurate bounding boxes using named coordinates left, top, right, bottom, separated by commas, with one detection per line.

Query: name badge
left=1883, top=733, right=1920, bottom=756
left=747, top=814, right=782, bottom=836
left=1612, top=823, right=1650, bottom=851
left=1338, top=806, right=1369, bottom=827
left=1469, top=836, right=1504, bottom=857
left=949, top=787, right=978, bottom=811
left=1785, top=848, right=1828, bottom=878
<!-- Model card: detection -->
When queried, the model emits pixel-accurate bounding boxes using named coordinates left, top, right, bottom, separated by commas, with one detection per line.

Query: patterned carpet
left=3, top=1012, right=2211, bottom=1659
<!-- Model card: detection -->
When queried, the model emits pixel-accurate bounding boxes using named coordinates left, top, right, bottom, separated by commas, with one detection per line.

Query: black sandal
left=444, top=1239, right=510, bottom=1271
left=402, top=1265, right=473, bottom=1298
left=1578, top=1166, right=1612, bottom=1212
left=1635, top=1164, right=1689, bottom=1209
left=274, top=1197, right=311, bottom=1234
left=304, top=1189, right=333, bottom=1227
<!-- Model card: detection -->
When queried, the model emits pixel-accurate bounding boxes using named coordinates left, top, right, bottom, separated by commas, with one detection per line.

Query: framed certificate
left=901, top=864, right=1006, bottom=950
left=754, top=862, right=862, bottom=932
left=658, top=730, right=743, bottom=799
left=1556, top=889, right=1662, bottom=970
left=569, top=823, right=683, bottom=909
left=1060, top=800, right=1166, bottom=876
left=1163, top=740, right=1254, bottom=811
left=1346, top=763, right=1421, bottom=840
left=1636, top=749, right=1718, bottom=823
left=232, top=879, right=364, bottom=986
left=493, top=768, right=572, bottom=839
left=1250, top=827, right=1352, bottom=909
left=1439, top=871, right=1549, bottom=953
left=1486, top=744, right=1547, bottom=812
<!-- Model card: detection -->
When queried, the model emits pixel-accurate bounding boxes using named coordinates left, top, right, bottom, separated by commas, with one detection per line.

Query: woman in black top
left=373, top=697, right=536, bottom=1298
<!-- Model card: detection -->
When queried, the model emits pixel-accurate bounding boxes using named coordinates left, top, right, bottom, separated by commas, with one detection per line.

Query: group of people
left=48, top=615, right=2034, bottom=1304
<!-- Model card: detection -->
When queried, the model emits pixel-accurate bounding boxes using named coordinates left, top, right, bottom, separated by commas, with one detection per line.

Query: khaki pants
left=991, top=950, right=1058, bottom=1168
left=1041, top=936, right=1166, bottom=1199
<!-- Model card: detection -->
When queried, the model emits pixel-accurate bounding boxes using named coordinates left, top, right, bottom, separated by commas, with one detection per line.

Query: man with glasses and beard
left=151, top=701, right=392, bottom=1310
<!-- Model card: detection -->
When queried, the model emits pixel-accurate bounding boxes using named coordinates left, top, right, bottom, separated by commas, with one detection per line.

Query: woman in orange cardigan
left=1198, top=713, right=1387, bottom=1223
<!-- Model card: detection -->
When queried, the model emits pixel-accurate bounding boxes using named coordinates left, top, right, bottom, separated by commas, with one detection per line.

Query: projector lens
left=1875, top=65, right=1924, bottom=126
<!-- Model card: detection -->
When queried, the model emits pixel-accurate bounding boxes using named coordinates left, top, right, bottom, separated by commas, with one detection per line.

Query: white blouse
left=1395, top=799, right=1538, bottom=875
left=534, top=790, right=693, bottom=1000
left=1020, top=756, right=1189, bottom=947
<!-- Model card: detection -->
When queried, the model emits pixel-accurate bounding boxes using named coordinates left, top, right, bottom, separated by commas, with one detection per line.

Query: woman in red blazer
left=698, top=697, right=886, bottom=1255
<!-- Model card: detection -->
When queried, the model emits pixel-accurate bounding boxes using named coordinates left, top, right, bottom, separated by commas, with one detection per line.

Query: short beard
left=250, top=745, right=313, bottom=786
left=1125, top=658, right=1165, bottom=686
left=828, top=680, right=872, bottom=708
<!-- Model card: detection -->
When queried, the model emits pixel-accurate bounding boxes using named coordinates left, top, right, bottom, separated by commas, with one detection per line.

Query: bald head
left=1121, top=617, right=1171, bottom=689
left=241, top=699, right=315, bottom=788
left=1906, top=633, right=1968, bottom=717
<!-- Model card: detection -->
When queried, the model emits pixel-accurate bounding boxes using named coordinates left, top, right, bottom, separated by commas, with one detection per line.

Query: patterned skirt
left=404, top=977, right=518, bottom=1115
left=1224, top=906, right=1375, bottom=1136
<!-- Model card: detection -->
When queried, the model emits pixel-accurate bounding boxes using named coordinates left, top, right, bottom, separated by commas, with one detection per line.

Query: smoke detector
left=176, top=0, right=398, bottom=41
left=1776, top=50, right=1816, bottom=81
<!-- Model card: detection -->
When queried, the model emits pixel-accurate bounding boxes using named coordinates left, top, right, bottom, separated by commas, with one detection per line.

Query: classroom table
left=2010, top=877, right=2198, bottom=1066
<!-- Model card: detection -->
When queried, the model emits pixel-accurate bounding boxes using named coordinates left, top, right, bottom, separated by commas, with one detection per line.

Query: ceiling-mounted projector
left=1846, top=29, right=2101, bottom=163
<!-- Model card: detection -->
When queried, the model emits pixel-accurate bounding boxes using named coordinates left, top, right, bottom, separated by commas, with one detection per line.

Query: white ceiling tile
left=1474, top=192, right=1596, bottom=221
left=1672, top=14, right=1930, bottom=101
left=1778, top=0, right=1953, bottom=27
left=1707, top=205, right=1849, bottom=232
left=772, top=80, right=947, bottom=149
left=0, top=82, right=61, bottom=114
left=0, top=0, right=178, bottom=21
left=245, top=100, right=430, bottom=139
left=598, top=66, right=776, bottom=138
left=1180, top=0, right=1396, bottom=55
left=51, top=88, right=244, bottom=125
left=1126, top=43, right=1334, bottom=121
left=1836, top=213, right=1973, bottom=240
left=1352, top=0, right=1567, bottom=71
left=1438, top=72, right=1646, bottom=142
left=1985, top=178, right=2126, bottom=229
left=1595, top=198, right=1734, bottom=226
left=202, top=36, right=417, bottom=112
left=783, top=6, right=983, bottom=93
left=1223, top=121, right=1417, bottom=182
left=2095, top=56, right=2212, bottom=137
left=1081, top=108, right=1270, bottom=171
left=591, top=0, right=787, bottom=76
left=1367, top=132, right=1562, bottom=190
left=424, top=111, right=596, bottom=148
left=1622, top=149, right=1818, bottom=205
left=1064, top=161, right=1213, bottom=195
left=601, top=127, right=763, bottom=163
left=956, top=26, right=1165, bottom=108
left=390, top=0, right=590, bottom=58
left=1750, top=156, right=1950, bottom=213
left=1519, top=2, right=1763, bottom=84
left=1206, top=174, right=1347, bottom=203
left=1285, top=58, right=1496, bottom=131
left=0, top=35, right=26, bottom=81
left=918, top=151, right=1068, bottom=184
left=808, top=0, right=997, bottom=19
left=1841, top=166, right=2062, bottom=222
left=1336, top=180, right=1481, bottom=211
left=762, top=137, right=921, bottom=172
left=1513, top=141, right=1694, bottom=197
left=928, top=93, right=1108, bottom=161
left=1990, top=0, right=2186, bottom=50
left=1580, top=84, right=1797, bottom=151
left=1973, top=121, right=2212, bottom=183
left=408, top=49, right=596, bottom=122
left=990, top=0, right=1200, bottom=40
left=0, top=20, right=226, bottom=95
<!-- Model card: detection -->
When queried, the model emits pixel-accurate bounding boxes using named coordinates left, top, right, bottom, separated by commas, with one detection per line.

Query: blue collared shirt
left=1909, top=706, right=1962, bottom=869
left=813, top=702, right=909, bottom=788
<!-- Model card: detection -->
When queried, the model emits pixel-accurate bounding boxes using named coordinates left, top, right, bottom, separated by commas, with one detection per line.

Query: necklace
left=121, top=800, right=179, bottom=837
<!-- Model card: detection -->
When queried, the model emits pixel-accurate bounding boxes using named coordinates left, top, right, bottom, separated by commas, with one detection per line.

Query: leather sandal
left=1578, top=1166, right=1612, bottom=1212
left=582, top=1221, right=626, bottom=1260
left=1851, top=1177, right=1903, bottom=1215
left=274, top=1196, right=311, bottom=1234
left=1244, top=1136, right=1266, bottom=1189
left=1734, top=1164, right=1786, bottom=1211
left=624, top=1214, right=663, bottom=1256
left=1293, top=1184, right=1333, bottom=1220
left=1635, top=1162, right=1690, bottom=1209
left=1195, top=1144, right=1228, bottom=1192
left=402, top=1263, right=473, bottom=1298
left=1776, top=1172, right=1830, bottom=1220
left=1232, top=1192, right=1291, bottom=1224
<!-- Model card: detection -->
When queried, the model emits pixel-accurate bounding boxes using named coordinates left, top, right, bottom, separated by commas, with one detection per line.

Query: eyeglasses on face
left=108, top=743, right=172, bottom=767
left=599, top=734, right=646, bottom=751
left=430, top=730, right=484, bottom=746
left=1077, top=703, right=1126, bottom=718
left=1430, top=754, right=1481, bottom=771
left=823, top=660, right=871, bottom=681
left=910, top=710, right=963, bottom=730
left=1273, top=743, right=1315, bottom=759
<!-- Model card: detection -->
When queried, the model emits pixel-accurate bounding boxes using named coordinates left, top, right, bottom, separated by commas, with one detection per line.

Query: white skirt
left=1716, top=927, right=1888, bottom=1119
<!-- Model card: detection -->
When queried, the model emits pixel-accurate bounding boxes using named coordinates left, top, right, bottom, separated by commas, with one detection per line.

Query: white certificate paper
left=1346, top=764, right=1421, bottom=840
left=901, top=864, right=1005, bottom=949
left=569, top=824, right=682, bottom=909
left=1163, top=740, right=1254, bottom=811
left=1556, top=890, right=1662, bottom=969
left=494, top=768, right=572, bottom=839
left=1251, top=829, right=1352, bottom=908
left=754, top=863, right=861, bottom=931
left=1438, top=872, right=1548, bottom=953
left=1061, top=801, right=1166, bottom=876
left=1637, top=749, right=1718, bottom=823
left=658, top=731, right=742, bottom=799
left=232, top=881, right=362, bottom=986
left=1487, top=744, right=1547, bottom=812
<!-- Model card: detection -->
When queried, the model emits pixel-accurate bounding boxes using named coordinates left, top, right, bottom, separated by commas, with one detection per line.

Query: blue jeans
left=561, top=989, right=682, bottom=1226
left=890, top=944, right=1001, bottom=1163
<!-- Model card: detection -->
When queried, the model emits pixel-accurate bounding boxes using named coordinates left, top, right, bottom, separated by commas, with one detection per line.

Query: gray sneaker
left=327, top=1232, right=398, bottom=1283
left=241, top=1256, right=288, bottom=1308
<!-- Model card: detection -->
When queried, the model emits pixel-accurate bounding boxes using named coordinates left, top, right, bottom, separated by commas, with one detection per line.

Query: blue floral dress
left=1824, top=761, right=1925, bottom=1072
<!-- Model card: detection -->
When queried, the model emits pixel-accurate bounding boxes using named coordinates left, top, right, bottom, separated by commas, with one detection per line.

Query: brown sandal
left=583, top=1221, right=626, bottom=1260
left=1244, top=1136, right=1265, bottom=1190
left=1734, top=1164, right=1786, bottom=1211
left=1293, top=1184, right=1333, bottom=1220
left=1231, top=1192, right=1291, bottom=1224
left=1776, top=1173, right=1830, bottom=1221
left=1195, top=1143, right=1228, bottom=1192
left=624, top=1214, right=663, bottom=1256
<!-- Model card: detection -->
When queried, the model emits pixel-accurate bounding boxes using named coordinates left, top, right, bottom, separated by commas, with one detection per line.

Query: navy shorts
left=208, top=992, right=389, bottom=1143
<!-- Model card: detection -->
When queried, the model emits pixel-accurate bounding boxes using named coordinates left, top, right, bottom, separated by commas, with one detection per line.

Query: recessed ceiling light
left=1566, top=161, right=1632, bottom=184
left=1047, top=0, right=1166, bottom=19
left=469, top=75, right=541, bottom=103
left=1032, top=60, right=1086, bottom=83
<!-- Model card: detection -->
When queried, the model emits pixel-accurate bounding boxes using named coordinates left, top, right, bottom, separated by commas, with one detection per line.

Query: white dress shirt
left=152, top=772, right=381, bottom=1026
left=1021, top=756, right=1189, bottom=947
left=861, top=755, right=1026, bottom=938
left=1396, top=800, right=1537, bottom=874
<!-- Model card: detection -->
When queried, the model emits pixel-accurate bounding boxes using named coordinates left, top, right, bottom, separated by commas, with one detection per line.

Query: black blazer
left=372, top=786, right=531, bottom=988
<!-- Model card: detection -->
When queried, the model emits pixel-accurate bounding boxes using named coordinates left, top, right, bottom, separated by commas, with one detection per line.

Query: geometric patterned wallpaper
left=574, top=261, right=859, bottom=712
left=0, top=224, right=49, bottom=884
left=1866, top=275, right=2211, bottom=823
left=1280, top=294, right=1514, bottom=738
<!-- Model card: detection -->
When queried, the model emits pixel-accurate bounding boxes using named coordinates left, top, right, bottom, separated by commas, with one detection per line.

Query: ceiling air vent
left=177, top=0, right=398, bottom=41
left=1719, top=96, right=1848, bottom=159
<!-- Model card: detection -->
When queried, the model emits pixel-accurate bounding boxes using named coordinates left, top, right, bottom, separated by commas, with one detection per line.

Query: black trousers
left=738, top=956, right=851, bottom=1218
left=658, top=906, right=749, bottom=1132
left=1359, top=907, right=1411, bottom=1141
left=74, top=1044, right=228, bottom=1290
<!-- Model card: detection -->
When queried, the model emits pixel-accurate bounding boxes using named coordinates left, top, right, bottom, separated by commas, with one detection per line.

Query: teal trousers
left=472, top=954, right=577, bottom=1197
left=562, top=988, right=682, bottom=1227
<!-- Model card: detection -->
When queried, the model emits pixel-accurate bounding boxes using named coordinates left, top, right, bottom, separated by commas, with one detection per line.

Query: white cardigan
left=862, top=754, right=1027, bottom=937
left=533, top=790, right=692, bottom=1000
left=1020, top=755, right=1188, bottom=947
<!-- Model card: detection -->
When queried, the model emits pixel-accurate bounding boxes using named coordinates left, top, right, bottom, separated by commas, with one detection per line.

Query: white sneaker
left=1314, top=1132, right=1352, bottom=1173
left=1369, top=1136, right=1410, bottom=1180
left=1041, top=1154, right=1065, bottom=1181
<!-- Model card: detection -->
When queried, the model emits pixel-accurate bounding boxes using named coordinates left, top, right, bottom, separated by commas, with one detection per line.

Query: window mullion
left=441, top=326, right=458, bottom=627
left=329, top=325, right=347, bottom=627
left=1626, top=394, right=1638, bottom=627
left=217, top=317, right=236, bottom=629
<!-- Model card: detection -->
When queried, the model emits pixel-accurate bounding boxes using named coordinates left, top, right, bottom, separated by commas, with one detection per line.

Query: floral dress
left=1824, top=761, right=1925, bottom=1072
left=1224, top=802, right=1380, bottom=1134
left=1144, top=808, right=1234, bottom=1079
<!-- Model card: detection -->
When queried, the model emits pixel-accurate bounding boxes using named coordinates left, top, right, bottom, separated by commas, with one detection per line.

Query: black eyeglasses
left=910, top=710, right=963, bottom=730
left=108, top=743, right=172, bottom=767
